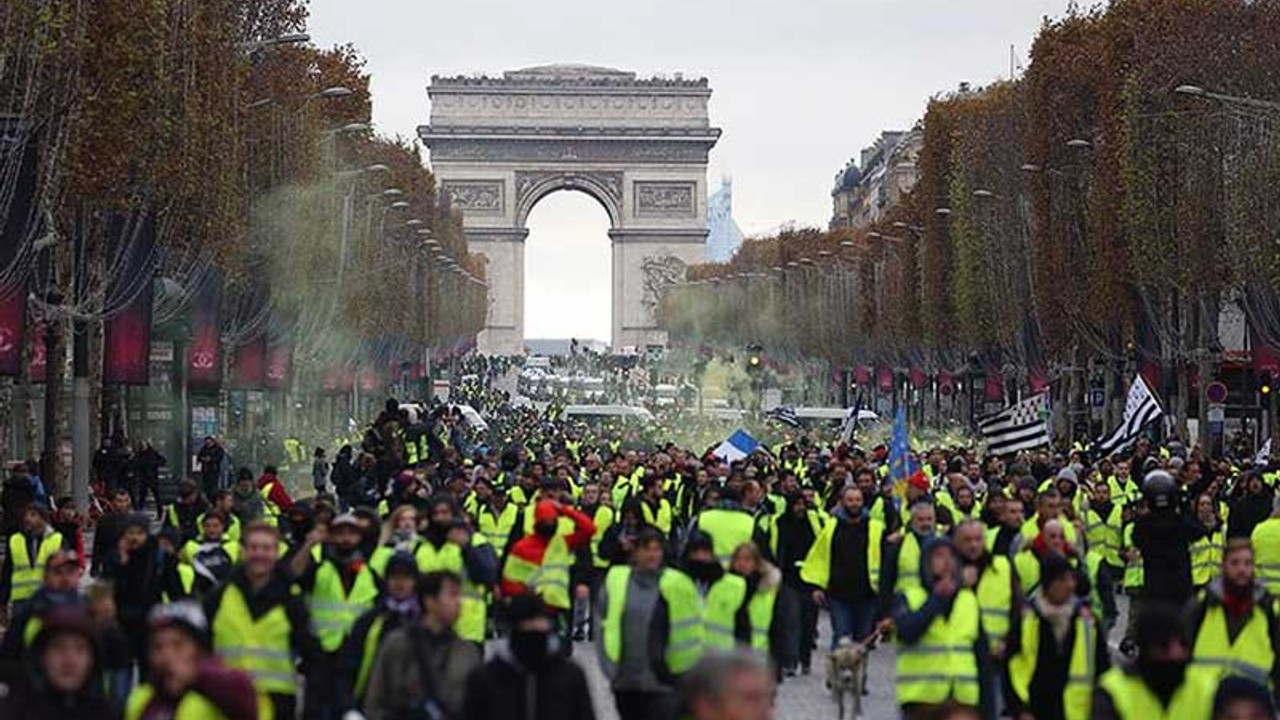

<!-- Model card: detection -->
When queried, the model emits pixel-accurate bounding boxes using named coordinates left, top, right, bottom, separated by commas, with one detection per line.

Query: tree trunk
left=21, top=314, right=39, bottom=462
left=0, top=378, right=11, bottom=466
left=42, top=238, right=73, bottom=497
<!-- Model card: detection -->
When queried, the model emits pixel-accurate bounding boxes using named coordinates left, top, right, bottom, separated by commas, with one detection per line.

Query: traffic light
left=1262, top=373, right=1273, bottom=397
left=746, top=344, right=763, bottom=371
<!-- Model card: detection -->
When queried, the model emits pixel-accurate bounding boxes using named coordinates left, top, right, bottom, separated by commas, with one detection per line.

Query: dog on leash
left=826, top=636, right=869, bottom=720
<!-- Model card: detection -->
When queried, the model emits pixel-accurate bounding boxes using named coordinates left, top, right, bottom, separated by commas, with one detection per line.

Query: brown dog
left=825, top=636, right=868, bottom=719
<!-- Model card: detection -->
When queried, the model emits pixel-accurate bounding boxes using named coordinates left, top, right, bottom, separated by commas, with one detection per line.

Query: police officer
left=1133, top=470, right=1207, bottom=610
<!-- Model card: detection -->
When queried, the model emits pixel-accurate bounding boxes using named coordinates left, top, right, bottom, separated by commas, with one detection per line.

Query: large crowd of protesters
left=0, top=360, right=1278, bottom=720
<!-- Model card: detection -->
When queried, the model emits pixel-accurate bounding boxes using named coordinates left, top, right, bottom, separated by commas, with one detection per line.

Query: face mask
left=1140, top=658, right=1188, bottom=700
left=686, top=559, right=722, bottom=583
left=510, top=629, right=557, bottom=670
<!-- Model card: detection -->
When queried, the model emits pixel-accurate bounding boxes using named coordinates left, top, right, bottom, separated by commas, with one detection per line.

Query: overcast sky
left=309, top=0, right=1070, bottom=343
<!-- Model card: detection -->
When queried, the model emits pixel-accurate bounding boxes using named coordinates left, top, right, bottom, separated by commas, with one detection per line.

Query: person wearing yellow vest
left=501, top=498, right=596, bottom=652
left=0, top=548, right=83, bottom=669
left=362, top=569, right=484, bottom=720
left=1186, top=538, right=1280, bottom=689
left=801, top=486, right=885, bottom=653
left=204, top=521, right=325, bottom=720
left=1, top=504, right=66, bottom=610
left=202, top=490, right=242, bottom=545
left=878, top=497, right=940, bottom=612
left=694, top=488, right=762, bottom=568
left=475, top=479, right=520, bottom=558
left=637, top=475, right=674, bottom=537
left=257, top=465, right=295, bottom=527
left=165, top=480, right=209, bottom=544
left=180, top=510, right=240, bottom=596
left=416, top=496, right=499, bottom=645
left=573, top=480, right=615, bottom=642
left=890, top=537, right=986, bottom=719
left=598, top=526, right=704, bottom=720
left=1091, top=602, right=1218, bottom=720
left=1084, top=480, right=1124, bottom=630
left=952, top=519, right=1017, bottom=659
left=127, top=601, right=268, bottom=720
left=0, top=605, right=116, bottom=718
left=368, top=505, right=424, bottom=577
left=1249, top=496, right=1280, bottom=597
left=1190, top=492, right=1226, bottom=589
left=335, top=551, right=421, bottom=714
left=704, top=542, right=779, bottom=655
left=290, top=512, right=380, bottom=660
left=1005, top=553, right=1106, bottom=720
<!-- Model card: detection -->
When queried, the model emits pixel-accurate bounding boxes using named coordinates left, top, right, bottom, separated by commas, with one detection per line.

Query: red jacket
left=500, top=505, right=595, bottom=598
left=257, top=474, right=294, bottom=513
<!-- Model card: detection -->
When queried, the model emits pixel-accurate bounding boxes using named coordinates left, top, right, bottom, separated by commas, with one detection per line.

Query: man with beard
left=415, top=495, right=498, bottom=646
left=1092, top=602, right=1217, bottom=720
left=292, top=513, right=381, bottom=658
left=1185, top=538, right=1280, bottom=688
left=801, top=486, right=885, bottom=655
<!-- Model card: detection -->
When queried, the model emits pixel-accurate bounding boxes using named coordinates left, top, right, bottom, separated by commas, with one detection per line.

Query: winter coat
left=361, top=625, right=482, bottom=720
left=462, top=644, right=597, bottom=720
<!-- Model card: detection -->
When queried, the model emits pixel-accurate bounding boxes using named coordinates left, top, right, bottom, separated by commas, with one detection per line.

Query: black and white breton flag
left=765, top=405, right=802, bottom=428
left=1095, top=375, right=1164, bottom=457
left=978, top=393, right=1051, bottom=456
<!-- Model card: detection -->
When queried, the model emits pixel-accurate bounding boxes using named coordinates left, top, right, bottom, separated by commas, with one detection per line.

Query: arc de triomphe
left=419, top=64, right=721, bottom=355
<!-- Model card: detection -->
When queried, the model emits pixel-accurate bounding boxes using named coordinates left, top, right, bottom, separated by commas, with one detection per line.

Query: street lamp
left=972, top=188, right=996, bottom=199
left=935, top=207, right=952, bottom=216
left=381, top=188, right=404, bottom=198
left=1066, top=138, right=1091, bottom=150
left=1020, top=163, right=1042, bottom=173
left=318, top=86, right=353, bottom=99
left=238, top=33, right=310, bottom=54
left=390, top=201, right=410, bottom=210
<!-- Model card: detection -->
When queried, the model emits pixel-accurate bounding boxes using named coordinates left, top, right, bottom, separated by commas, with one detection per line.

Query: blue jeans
left=828, top=597, right=876, bottom=647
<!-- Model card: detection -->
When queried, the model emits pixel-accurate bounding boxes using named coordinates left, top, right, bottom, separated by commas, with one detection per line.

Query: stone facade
left=420, top=64, right=720, bottom=354
left=830, top=128, right=923, bottom=230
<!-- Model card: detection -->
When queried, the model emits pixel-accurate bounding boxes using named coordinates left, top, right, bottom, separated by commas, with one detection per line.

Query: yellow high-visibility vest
left=601, top=566, right=703, bottom=677
left=7, top=530, right=62, bottom=604
left=1191, top=602, right=1275, bottom=686
left=415, top=536, right=490, bottom=643
left=1007, top=602, right=1096, bottom=720
left=308, top=560, right=378, bottom=652
left=1097, top=666, right=1216, bottom=720
left=896, top=586, right=981, bottom=707
left=211, top=583, right=297, bottom=695
left=799, top=518, right=883, bottom=592
left=975, top=555, right=1014, bottom=649
left=501, top=534, right=572, bottom=610
left=1251, top=518, right=1280, bottom=595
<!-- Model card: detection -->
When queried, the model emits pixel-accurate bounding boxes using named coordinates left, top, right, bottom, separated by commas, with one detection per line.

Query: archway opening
left=523, top=189, right=613, bottom=350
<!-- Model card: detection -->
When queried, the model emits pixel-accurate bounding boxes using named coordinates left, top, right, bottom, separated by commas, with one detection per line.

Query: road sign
left=1206, top=381, right=1229, bottom=404
left=1089, top=389, right=1105, bottom=408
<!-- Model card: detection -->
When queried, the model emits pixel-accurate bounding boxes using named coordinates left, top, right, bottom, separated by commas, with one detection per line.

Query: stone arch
left=514, top=171, right=623, bottom=229
left=420, top=64, right=721, bottom=354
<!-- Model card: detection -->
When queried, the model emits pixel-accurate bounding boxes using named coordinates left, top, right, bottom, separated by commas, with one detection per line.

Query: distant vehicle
left=700, top=407, right=746, bottom=422
left=525, top=355, right=552, bottom=370
left=398, top=402, right=490, bottom=433
left=559, top=404, right=655, bottom=424
left=776, top=406, right=881, bottom=428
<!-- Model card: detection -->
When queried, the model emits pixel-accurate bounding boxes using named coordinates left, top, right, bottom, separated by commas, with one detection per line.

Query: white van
left=560, top=404, right=655, bottom=424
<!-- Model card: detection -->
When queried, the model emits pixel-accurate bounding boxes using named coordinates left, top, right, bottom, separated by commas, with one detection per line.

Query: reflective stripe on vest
left=502, top=534, right=572, bottom=610
left=8, top=531, right=62, bottom=604
left=211, top=584, right=297, bottom=695
left=308, top=561, right=378, bottom=652
left=975, top=555, right=1014, bottom=647
left=1251, top=519, right=1280, bottom=595
left=1098, top=666, right=1216, bottom=720
left=416, top=537, right=489, bottom=642
left=1192, top=603, right=1275, bottom=686
left=602, top=566, right=703, bottom=678
left=1007, top=602, right=1095, bottom=720
left=896, top=586, right=981, bottom=707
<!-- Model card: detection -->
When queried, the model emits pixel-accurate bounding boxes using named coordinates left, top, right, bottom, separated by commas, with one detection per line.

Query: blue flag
left=888, top=406, right=922, bottom=489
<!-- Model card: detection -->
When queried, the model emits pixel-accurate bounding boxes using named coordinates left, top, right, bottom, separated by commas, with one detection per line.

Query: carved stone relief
left=641, top=255, right=688, bottom=313
left=441, top=181, right=503, bottom=212
left=428, top=139, right=711, bottom=165
left=635, top=182, right=696, bottom=217
left=515, top=170, right=622, bottom=211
